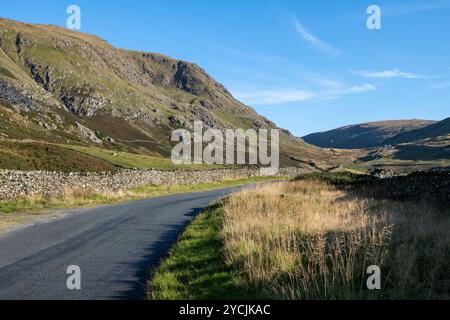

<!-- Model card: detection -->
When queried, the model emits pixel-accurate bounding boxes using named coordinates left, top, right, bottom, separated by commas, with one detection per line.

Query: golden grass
left=221, top=180, right=450, bottom=299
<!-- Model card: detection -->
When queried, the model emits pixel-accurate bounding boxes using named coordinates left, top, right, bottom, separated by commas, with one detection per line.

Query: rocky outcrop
left=0, top=79, right=41, bottom=112
left=75, top=122, right=102, bottom=144
left=0, top=168, right=306, bottom=201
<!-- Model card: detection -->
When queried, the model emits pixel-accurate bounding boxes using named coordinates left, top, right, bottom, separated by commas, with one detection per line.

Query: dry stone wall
left=0, top=168, right=306, bottom=201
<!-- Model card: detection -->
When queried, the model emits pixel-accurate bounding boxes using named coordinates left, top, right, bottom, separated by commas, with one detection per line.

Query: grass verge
left=0, top=176, right=283, bottom=232
left=148, top=204, right=255, bottom=300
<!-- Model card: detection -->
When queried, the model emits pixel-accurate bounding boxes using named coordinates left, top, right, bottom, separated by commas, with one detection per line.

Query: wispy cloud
left=328, top=84, right=376, bottom=95
left=234, top=89, right=316, bottom=105
left=352, top=68, right=426, bottom=79
left=292, top=16, right=341, bottom=56
left=209, top=42, right=284, bottom=64
left=383, top=0, right=450, bottom=16
left=233, top=84, right=375, bottom=105
left=432, top=81, right=450, bottom=89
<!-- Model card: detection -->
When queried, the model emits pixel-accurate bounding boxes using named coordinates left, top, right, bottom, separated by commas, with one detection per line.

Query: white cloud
left=234, top=89, right=316, bottom=105
left=233, top=84, right=375, bottom=105
left=209, top=42, right=285, bottom=64
left=328, top=84, right=376, bottom=95
left=292, top=16, right=341, bottom=56
left=352, top=68, right=426, bottom=79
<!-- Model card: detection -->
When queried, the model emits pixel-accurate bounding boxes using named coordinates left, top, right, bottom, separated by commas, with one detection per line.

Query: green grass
left=0, top=141, right=117, bottom=172
left=0, top=139, right=230, bottom=172
left=60, top=144, right=223, bottom=170
left=0, top=176, right=283, bottom=215
left=148, top=204, right=256, bottom=300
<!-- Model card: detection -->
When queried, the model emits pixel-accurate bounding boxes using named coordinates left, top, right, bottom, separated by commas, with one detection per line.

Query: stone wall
left=0, top=168, right=306, bottom=201
left=364, top=171, right=450, bottom=209
left=312, top=171, right=450, bottom=210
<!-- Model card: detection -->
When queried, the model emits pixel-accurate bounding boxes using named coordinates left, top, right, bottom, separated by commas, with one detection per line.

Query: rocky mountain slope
left=0, top=18, right=350, bottom=171
left=303, top=120, right=435, bottom=149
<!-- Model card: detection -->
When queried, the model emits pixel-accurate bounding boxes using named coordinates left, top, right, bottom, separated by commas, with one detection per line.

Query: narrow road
left=0, top=186, right=250, bottom=300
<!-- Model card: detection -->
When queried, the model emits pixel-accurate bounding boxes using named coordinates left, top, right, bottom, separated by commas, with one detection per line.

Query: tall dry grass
left=221, top=180, right=450, bottom=299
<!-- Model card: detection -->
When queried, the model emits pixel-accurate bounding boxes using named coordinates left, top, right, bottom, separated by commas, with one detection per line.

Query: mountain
left=303, top=120, right=435, bottom=149
left=0, top=18, right=348, bottom=172
left=352, top=119, right=450, bottom=172
left=384, top=117, right=450, bottom=145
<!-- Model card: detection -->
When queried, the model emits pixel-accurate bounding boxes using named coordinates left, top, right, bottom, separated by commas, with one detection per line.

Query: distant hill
left=385, top=118, right=450, bottom=145
left=351, top=119, right=450, bottom=173
left=303, top=120, right=435, bottom=149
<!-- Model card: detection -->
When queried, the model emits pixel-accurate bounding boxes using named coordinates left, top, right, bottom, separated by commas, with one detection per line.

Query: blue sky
left=1, top=0, right=450, bottom=136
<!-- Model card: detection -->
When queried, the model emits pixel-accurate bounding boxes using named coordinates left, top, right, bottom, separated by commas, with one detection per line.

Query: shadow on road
left=111, top=207, right=206, bottom=300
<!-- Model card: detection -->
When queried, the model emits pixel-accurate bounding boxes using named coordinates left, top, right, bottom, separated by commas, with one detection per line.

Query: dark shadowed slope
left=303, top=120, right=435, bottom=149
left=385, top=118, right=450, bottom=145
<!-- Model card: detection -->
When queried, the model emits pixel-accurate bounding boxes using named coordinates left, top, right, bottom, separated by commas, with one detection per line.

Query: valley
left=1, top=18, right=448, bottom=177
left=0, top=10, right=448, bottom=303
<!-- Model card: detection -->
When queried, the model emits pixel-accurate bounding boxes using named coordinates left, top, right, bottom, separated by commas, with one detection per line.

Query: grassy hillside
left=0, top=139, right=225, bottom=172
left=0, top=140, right=117, bottom=172
left=303, top=120, right=434, bottom=149
left=385, top=117, right=450, bottom=145
left=1, top=18, right=446, bottom=174
left=60, top=144, right=221, bottom=170
left=0, top=18, right=350, bottom=171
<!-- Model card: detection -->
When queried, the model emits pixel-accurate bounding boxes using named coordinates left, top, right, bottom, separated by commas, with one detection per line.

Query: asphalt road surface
left=0, top=185, right=252, bottom=300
